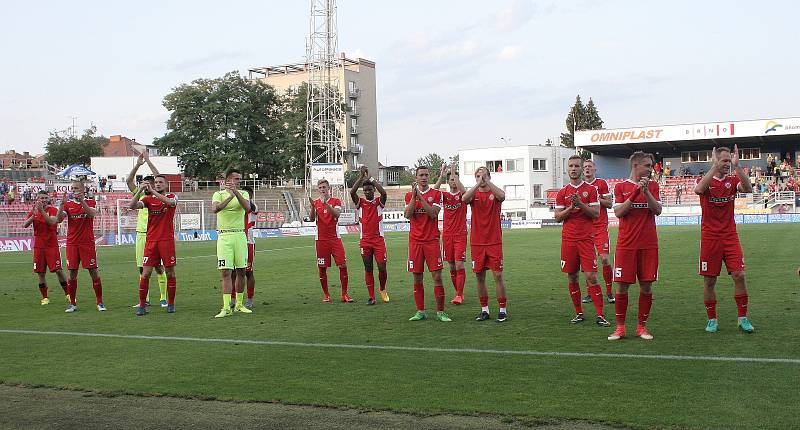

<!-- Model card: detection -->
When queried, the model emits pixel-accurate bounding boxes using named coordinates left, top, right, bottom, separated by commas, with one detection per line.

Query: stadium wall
left=592, top=155, right=631, bottom=179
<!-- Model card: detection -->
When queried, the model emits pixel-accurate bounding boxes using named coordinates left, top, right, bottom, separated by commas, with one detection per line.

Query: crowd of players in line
left=24, top=147, right=755, bottom=339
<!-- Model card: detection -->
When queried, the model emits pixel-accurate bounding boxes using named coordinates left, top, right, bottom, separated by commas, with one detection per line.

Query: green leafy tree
left=560, top=95, right=586, bottom=148
left=414, top=153, right=446, bottom=180
left=560, top=95, right=605, bottom=148
left=584, top=98, right=604, bottom=130
left=154, top=72, right=284, bottom=180
left=45, top=126, right=107, bottom=167
left=398, top=169, right=415, bottom=186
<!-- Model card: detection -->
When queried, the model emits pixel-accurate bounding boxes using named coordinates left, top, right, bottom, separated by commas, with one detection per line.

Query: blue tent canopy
left=57, top=164, right=96, bottom=178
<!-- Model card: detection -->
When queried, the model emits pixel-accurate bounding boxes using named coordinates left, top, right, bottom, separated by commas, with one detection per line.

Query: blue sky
left=1, top=0, right=798, bottom=166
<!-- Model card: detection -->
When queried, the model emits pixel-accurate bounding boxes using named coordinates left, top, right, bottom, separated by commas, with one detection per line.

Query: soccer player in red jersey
left=694, top=146, right=755, bottom=333
left=56, top=181, right=105, bottom=313
left=554, top=156, right=610, bottom=326
left=582, top=159, right=616, bottom=303
left=608, top=152, right=661, bottom=341
left=309, top=179, right=352, bottom=303
left=129, top=175, right=178, bottom=315
left=463, top=167, right=508, bottom=322
left=405, top=166, right=450, bottom=322
left=23, top=190, right=68, bottom=305
left=242, top=186, right=258, bottom=309
left=350, top=166, right=389, bottom=305
left=434, top=162, right=468, bottom=305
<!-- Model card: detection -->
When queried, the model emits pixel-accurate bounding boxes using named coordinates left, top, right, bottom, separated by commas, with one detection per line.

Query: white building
left=459, top=145, right=575, bottom=220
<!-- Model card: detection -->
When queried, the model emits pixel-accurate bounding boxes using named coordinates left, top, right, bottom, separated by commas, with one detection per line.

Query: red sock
left=704, top=300, right=717, bottom=319
left=479, top=295, right=489, bottom=307
left=91, top=278, right=103, bottom=305
left=38, top=283, right=48, bottom=299
left=90, top=277, right=103, bottom=305
left=318, top=267, right=329, bottom=295
left=602, top=265, right=613, bottom=296
left=434, top=285, right=445, bottom=312
left=413, top=282, right=425, bottom=311
left=138, top=277, right=149, bottom=308
left=167, top=277, right=176, bottom=305
left=497, top=296, right=507, bottom=309
left=615, top=292, right=628, bottom=326
left=365, top=271, right=375, bottom=299
left=638, top=292, right=652, bottom=324
left=568, top=281, right=583, bottom=314
left=339, top=267, right=349, bottom=295
left=456, top=269, right=466, bottom=296
left=734, top=294, right=748, bottom=317
left=246, top=284, right=254, bottom=300
left=378, top=270, right=387, bottom=291
left=60, top=281, right=68, bottom=296
left=67, top=279, right=77, bottom=305
left=449, top=270, right=458, bottom=292
left=588, top=284, right=604, bottom=317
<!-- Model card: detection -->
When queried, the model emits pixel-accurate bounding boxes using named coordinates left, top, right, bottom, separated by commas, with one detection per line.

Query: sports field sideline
left=1, top=226, right=798, bottom=429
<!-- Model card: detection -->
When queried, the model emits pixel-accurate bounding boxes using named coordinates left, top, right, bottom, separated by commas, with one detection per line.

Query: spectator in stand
left=0, top=193, right=6, bottom=206
left=107, top=179, right=114, bottom=192
left=653, top=160, right=663, bottom=181
left=99, top=177, right=107, bottom=193
left=664, top=164, right=671, bottom=178
left=7, top=188, right=15, bottom=205
left=675, top=183, right=683, bottom=205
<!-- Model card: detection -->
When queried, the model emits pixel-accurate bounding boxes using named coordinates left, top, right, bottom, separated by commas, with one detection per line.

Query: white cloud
left=498, top=45, right=522, bottom=61
left=495, top=0, right=536, bottom=32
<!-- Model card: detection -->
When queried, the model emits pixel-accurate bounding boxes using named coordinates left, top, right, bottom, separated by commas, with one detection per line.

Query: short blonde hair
left=475, top=166, right=491, bottom=179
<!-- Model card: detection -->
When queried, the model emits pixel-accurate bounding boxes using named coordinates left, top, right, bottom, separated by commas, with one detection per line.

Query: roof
left=576, top=116, right=800, bottom=154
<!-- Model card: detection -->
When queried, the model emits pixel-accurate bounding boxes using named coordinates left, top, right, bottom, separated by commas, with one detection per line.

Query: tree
left=414, top=153, right=446, bottom=180
left=398, top=169, right=415, bottom=186
left=560, top=95, right=605, bottom=148
left=584, top=98, right=604, bottom=130
left=560, top=95, right=586, bottom=148
left=45, top=126, right=107, bottom=167
left=154, top=72, right=285, bottom=180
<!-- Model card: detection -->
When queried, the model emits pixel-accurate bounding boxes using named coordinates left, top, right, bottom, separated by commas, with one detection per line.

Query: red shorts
left=246, top=243, right=255, bottom=272
left=442, top=233, right=467, bottom=263
left=471, top=243, right=503, bottom=273
left=65, top=244, right=98, bottom=270
left=33, top=246, right=62, bottom=273
left=360, top=237, right=387, bottom=263
left=593, top=229, right=610, bottom=254
left=316, top=239, right=346, bottom=267
left=143, top=239, right=176, bottom=267
left=561, top=240, right=597, bottom=273
left=613, top=248, right=658, bottom=284
left=699, top=237, right=745, bottom=277
left=408, top=240, right=443, bottom=273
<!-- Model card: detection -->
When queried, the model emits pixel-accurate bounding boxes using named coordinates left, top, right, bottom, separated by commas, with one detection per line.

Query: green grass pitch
left=0, top=225, right=798, bottom=429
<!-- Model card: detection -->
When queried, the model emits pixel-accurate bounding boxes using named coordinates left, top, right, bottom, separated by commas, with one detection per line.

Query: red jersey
left=245, top=201, right=257, bottom=245
left=405, top=188, right=442, bottom=242
left=313, top=197, right=342, bottom=240
left=614, top=180, right=660, bottom=250
left=698, top=174, right=740, bottom=240
left=63, top=199, right=96, bottom=245
left=586, top=178, right=610, bottom=230
left=555, top=182, right=599, bottom=241
left=469, top=190, right=502, bottom=246
left=357, top=197, right=384, bottom=240
left=141, top=194, right=178, bottom=242
left=442, top=191, right=467, bottom=236
left=28, top=206, right=59, bottom=249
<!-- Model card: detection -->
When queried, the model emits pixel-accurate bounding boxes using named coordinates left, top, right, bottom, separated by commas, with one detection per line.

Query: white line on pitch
left=1, top=329, right=797, bottom=364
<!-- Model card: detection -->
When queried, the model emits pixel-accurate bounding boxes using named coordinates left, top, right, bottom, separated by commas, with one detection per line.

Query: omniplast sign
left=575, top=117, right=800, bottom=147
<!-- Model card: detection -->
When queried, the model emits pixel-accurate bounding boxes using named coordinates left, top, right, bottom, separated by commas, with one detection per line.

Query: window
left=739, top=148, right=760, bottom=160
left=348, top=81, right=357, bottom=92
left=503, top=185, right=524, bottom=199
left=532, top=184, right=543, bottom=199
left=486, top=160, right=503, bottom=173
left=349, top=99, right=357, bottom=114
left=464, top=161, right=483, bottom=175
left=351, top=117, right=358, bottom=127
left=681, top=150, right=711, bottom=163
left=532, top=159, right=547, bottom=171
left=350, top=136, right=358, bottom=147
left=505, top=158, right=524, bottom=172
